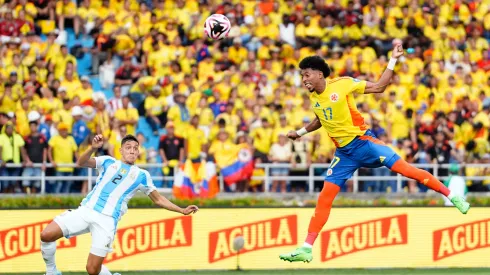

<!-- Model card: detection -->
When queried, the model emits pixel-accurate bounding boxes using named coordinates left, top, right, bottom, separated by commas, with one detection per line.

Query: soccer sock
left=304, top=181, right=340, bottom=247
left=390, top=159, right=450, bottom=197
left=98, top=265, right=112, bottom=275
left=41, top=241, right=57, bottom=274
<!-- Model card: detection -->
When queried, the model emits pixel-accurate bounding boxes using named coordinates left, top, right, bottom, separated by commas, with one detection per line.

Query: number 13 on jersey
left=322, top=107, right=333, bottom=120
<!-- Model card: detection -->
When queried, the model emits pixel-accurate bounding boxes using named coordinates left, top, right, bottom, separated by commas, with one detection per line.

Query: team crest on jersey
left=129, top=172, right=136, bottom=180
left=120, top=168, right=127, bottom=175
left=111, top=164, right=117, bottom=169
left=330, top=93, right=339, bottom=102
left=327, top=168, right=333, bottom=176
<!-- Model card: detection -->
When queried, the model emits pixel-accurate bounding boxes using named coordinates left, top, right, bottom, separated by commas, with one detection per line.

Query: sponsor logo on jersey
left=208, top=215, right=298, bottom=263
left=314, top=102, right=321, bottom=108
left=104, top=216, right=192, bottom=263
left=321, top=214, right=408, bottom=262
left=330, top=93, right=339, bottom=102
left=0, top=221, right=76, bottom=262
left=379, top=156, right=386, bottom=163
left=433, top=218, right=490, bottom=261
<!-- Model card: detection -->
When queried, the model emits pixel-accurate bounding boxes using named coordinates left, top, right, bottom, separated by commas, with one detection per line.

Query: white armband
left=296, top=127, right=308, bottom=137
left=387, top=58, right=397, bottom=70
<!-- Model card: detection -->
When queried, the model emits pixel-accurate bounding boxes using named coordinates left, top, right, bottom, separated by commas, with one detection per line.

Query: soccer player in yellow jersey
left=279, top=44, right=470, bottom=263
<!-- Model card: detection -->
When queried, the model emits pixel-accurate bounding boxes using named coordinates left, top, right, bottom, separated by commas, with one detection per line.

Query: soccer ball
left=204, top=14, right=231, bottom=40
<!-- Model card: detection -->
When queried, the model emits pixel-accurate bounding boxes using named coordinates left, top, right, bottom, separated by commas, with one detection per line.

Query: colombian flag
left=214, top=143, right=254, bottom=186
left=173, top=159, right=219, bottom=199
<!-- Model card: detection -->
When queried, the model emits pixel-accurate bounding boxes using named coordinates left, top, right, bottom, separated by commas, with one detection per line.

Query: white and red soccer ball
left=204, top=14, right=231, bottom=40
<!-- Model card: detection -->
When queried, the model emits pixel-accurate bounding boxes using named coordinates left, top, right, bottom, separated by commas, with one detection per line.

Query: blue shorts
left=325, top=130, right=400, bottom=187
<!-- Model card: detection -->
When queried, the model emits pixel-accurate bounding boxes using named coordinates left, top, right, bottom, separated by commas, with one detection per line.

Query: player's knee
left=40, top=229, right=56, bottom=243
left=86, top=263, right=101, bottom=275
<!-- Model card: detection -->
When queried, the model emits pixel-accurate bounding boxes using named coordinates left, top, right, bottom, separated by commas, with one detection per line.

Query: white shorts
left=54, top=206, right=116, bottom=257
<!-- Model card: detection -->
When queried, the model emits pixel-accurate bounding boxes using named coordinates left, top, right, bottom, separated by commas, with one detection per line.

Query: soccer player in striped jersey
left=40, top=134, right=198, bottom=275
left=279, top=44, right=469, bottom=263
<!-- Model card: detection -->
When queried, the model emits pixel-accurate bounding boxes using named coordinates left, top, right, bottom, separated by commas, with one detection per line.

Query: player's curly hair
left=299, top=56, right=331, bottom=78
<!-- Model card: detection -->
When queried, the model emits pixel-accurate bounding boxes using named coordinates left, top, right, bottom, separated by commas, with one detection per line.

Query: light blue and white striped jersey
left=81, top=156, right=156, bottom=221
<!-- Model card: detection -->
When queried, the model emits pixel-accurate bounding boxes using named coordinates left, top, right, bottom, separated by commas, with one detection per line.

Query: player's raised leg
left=280, top=152, right=357, bottom=262
left=40, top=222, right=64, bottom=275
left=365, top=133, right=470, bottom=214
left=388, top=157, right=470, bottom=214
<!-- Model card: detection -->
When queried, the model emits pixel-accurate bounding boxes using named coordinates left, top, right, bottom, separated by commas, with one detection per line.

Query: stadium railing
left=0, top=163, right=488, bottom=194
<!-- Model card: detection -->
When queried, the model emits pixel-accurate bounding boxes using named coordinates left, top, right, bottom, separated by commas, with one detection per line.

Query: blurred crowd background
left=0, top=0, right=489, bottom=194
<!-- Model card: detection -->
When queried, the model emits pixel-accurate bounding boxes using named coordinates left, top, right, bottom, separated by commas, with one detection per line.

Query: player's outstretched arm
left=364, top=43, right=404, bottom=94
left=287, top=114, right=322, bottom=140
left=148, top=190, right=199, bottom=215
left=76, top=134, right=104, bottom=168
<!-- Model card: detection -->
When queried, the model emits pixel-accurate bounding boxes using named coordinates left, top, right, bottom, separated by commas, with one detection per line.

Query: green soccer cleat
left=451, top=196, right=470, bottom=214
left=279, top=247, right=313, bottom=263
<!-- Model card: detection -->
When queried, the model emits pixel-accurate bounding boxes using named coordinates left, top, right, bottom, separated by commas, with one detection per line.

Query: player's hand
left=287, top=130, right=300, bottom=141
left=391, top=43, right=404, bottom=59
left=182, top=205, right=199, bottom=215
left=92, top=134, right=104, bottom=149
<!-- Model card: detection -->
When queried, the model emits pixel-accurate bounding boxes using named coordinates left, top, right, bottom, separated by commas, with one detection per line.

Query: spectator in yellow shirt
left=167, top=94, right=190, bottom=138
left=0, top=122, right=25, bottom=193
left=114, top=96, right=139, bottom=135
left=183, top=115, right=207, bottom=161
left=48, top=123, right=78, bottom=193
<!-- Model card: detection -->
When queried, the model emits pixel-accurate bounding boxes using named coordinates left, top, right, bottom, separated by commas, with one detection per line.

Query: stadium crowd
left=0, top=0, right=489, bottom=194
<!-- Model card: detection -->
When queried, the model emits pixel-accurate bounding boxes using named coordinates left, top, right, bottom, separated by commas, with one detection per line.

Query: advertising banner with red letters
left=1, top=208, right=489, bottom=273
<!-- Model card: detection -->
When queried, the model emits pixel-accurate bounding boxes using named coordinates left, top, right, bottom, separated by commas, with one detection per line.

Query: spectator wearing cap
left=48, top=122, right=78, bottom=193
left=167, top=93, right=190, bottom=137
left=0, top=122, right=25, bottom=193
left=114, top=96, right=139, bottom=136
left=159, top=121, right=184, bottom=187
left=71, top=106, right=90, bottom=146
left=5, top=55, right=28, bottom=84
left=182, top=115, right=207, bottom=162
left=21, top=116, right=48, bottom=194
left=52, top=98, right=73, bottom=132
left=145, top=86, right=168, bottom=136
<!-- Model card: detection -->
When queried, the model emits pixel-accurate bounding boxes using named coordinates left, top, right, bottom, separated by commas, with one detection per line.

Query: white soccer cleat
left=114, top=273, right=121, bottom=275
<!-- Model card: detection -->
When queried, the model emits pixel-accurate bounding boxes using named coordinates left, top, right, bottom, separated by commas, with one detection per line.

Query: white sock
left=99, top=265, right=112, bottom=275
left=447, top=191, right=455, bottom=200
left=303, top=242, right=313, bottom=248
left=41, top=241, right=57, bottom=274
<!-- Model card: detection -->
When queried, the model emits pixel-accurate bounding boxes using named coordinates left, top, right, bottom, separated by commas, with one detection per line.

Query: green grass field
left=19, top=269, right=490, bottom=275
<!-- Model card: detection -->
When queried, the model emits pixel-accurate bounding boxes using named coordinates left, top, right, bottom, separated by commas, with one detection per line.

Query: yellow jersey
left=309, top=77, right=368, bottom=147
